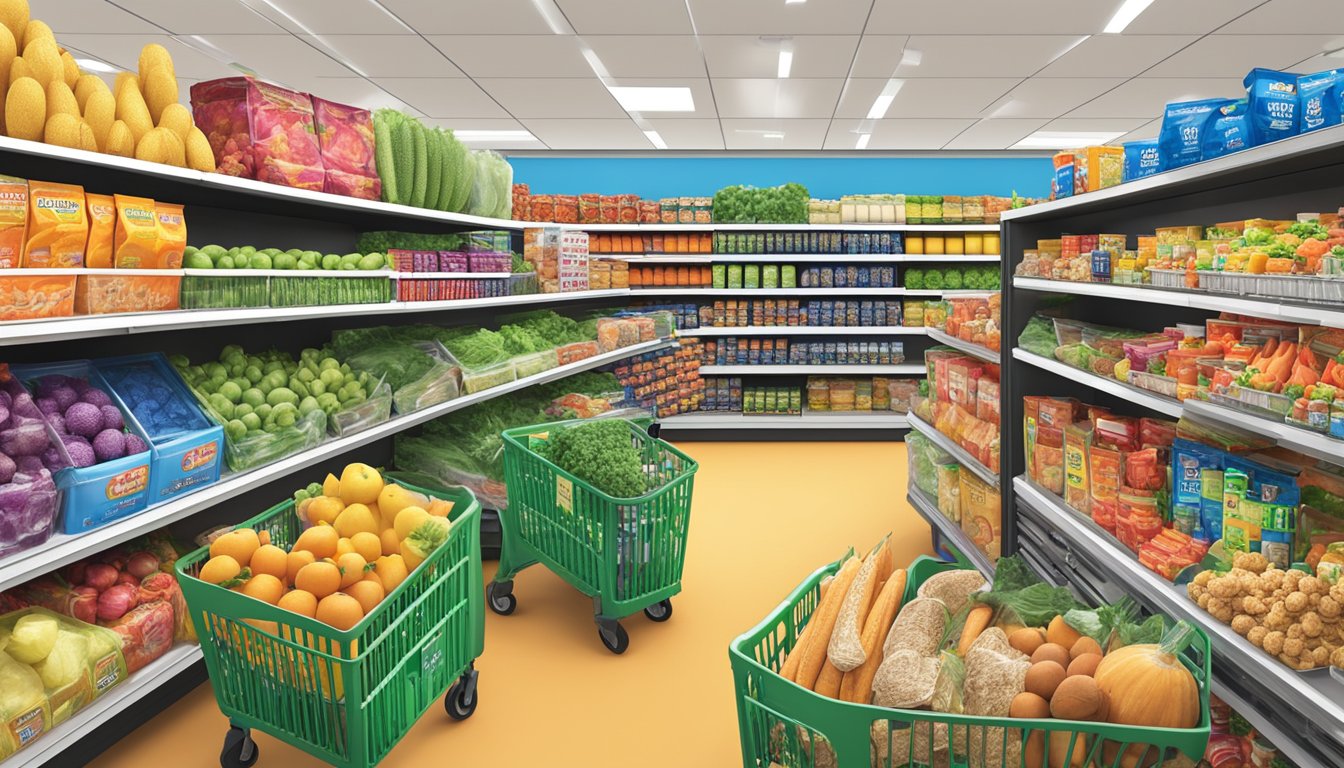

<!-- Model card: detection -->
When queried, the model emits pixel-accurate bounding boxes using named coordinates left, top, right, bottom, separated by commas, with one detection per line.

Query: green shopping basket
left=489, top=418, right=697, bottom=654
left=176, top=481, right=485, bottom=768
left=729, top=556, right=1212, bottom=768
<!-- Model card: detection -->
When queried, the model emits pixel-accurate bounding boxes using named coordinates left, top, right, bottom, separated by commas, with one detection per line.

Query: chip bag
left=1244, top=67, right=1299, bottom=145
left=0, top=176, right=27, bottom=269
left=112, top=195, right=158, bottom=269
left=24, top=181, right=86, bottom=268
left=1298, top=68, right=1342, bottom=134
left=154, top=203, right=186, bottom=269
left=84, top=193, right=116, bottom=269
left=1158, top=98, right=1229, bottom=170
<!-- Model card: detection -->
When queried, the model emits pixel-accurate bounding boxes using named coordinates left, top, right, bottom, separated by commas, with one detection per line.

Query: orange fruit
left=240, top=573, right=285, bottom=605
left=377, top=483, right=428, bottom=520
left=336, top=552, right=367, bottom=588
left=335, top=503, right=378, bottom=538
left=322, top=472, right=340, bottom=497
left=200, top=555, right=241, bottom=585
left=393, top=507, right=429, bottom=540
left=350, top=532, right=382, bottom=563
left=375, top=554, right=409, bottom=593
left=257, top=530, right=271, bottom=546
left=278, top=589, right=318, bottom=618
left=306, top=496, right=344, bottom=526
left=379, top=528, right=400, bottom=556
left=361, top=569, right=383, bottom=588
left=293, top=525, right=338, bottom=559
left=337, top=463, right=383, bottom=505
left=335, top=537, right=356, bottom=558
left=249, top=544, right=288, bottom=580
left=294, top=561, right=341, bottom=599
left=209, top=529, right=259, bottom=565
left=343, top=579, right=384, bottom=614
left=285, top=549, right=315, bottom=586
left=315, top=593, right=364, bottom=631
left=426, top=498, right=454, bottom=518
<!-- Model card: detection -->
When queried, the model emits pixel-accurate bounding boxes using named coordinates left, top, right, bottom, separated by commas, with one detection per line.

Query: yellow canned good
left=925, top=236, right=945, bottom=255
left=905, top=236, right=924, bottom=255
left=964, top=233, right=983, bottom=254
left=946, top=236, right=964, bottom=255
left=984, top=233, right=1001, bottom=254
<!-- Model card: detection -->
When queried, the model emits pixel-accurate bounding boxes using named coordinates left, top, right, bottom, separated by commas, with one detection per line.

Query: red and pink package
left=311, top=97, right=380, bottom=200
left=190, top=77, right=325, bottom=191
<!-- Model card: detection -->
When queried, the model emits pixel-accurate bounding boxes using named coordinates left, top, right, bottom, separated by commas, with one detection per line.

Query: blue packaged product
left=1172, top=438, right=1224, bottom=541
left=1123, top=138, right=1162, bottom=181
left=1201, top=99, right=1251, bottom=160
left=1298, top=69, right=1342, bottom=133
left=1244, top=67, right=1299, bottom=145
left=1159, top=98, right=1229, bottom=170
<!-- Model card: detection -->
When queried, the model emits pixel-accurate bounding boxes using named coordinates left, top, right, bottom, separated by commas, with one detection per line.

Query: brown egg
left=1050, top=675, right=1102, bottom=721
left=1010, top=691, right=1052, bottom=719
left=1025, top=660, right=1067, bottom=700
left=1009, top=627, right=1047, bottom=656
left=1066, top=652, right=1102, bottom=678
left=1069, top=636, right=1103, bottom=660
left=1031, top=642, right=1072, bottom=669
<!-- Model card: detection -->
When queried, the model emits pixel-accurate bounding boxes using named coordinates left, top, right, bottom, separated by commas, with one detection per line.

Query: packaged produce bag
left=190, top=77, right=325, bottom=191
left=311, top=97, right=381, bottom=200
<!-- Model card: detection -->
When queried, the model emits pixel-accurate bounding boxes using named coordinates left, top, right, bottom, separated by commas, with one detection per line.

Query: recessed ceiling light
left=528, top=0, right=571, bottom=34
left=1013, top=130, right=1124, bottom=149
left=899, top=49, right=922, bottom=67
left=866, top=79, right=904, bottom=121
left=643, top=130, right=668, bottom=150
left=777, top=46, right=793, bottom=79
left=607, top=86, right=695, bottom=112
left=763, top=132, right=785, bottom=139
left=1103, top=0, right=1157, bottom=34
left=74, top=58, right=119, bottom=73
left=855, top=133, right=871, bottom=150
left=785, top=0, right=806, bottom=4
left=455, top=130, right=539, bottom=143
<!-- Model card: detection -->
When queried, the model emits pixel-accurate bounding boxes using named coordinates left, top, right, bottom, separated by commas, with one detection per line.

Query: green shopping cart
left=729, top=555, right=1212, bottom=768
left=488, top=418, right=697, bottom=654
left=176, top=482, right=485, bottom=768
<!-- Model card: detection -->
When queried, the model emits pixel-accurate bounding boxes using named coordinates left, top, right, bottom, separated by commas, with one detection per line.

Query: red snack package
left=311, top=97, right=380, bottom=200
left=104, top=600, right=175, bottom=674
left=1089, top=444, right=1123, bottom=533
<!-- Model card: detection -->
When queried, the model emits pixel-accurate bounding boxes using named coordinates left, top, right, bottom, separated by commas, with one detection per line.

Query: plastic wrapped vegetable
left=924, top=270, right=945, bottom=290
left=1017, top=315, right=1060, bottom=358
left=467, top=150, right=514, bottom=219
left=0, top=373, right=60, bottom=560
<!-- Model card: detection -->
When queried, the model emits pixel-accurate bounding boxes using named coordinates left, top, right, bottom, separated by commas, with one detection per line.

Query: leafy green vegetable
left=905, top=268, right=925, bottom=290
left=535, top=419, right=646, bottom=497
left=1018, top=315, right=1059, bottom=358
left=711, top=183, right=810, bottom=224
left=439, top=328, right=512, bottom=370
left=1287, top=220, right=1328, bottom=241
left=1265, top=242, right=1297, bottom=260
left=356, top=231, right=465, bottom=253
left=990, top=555, right=1040, bottom=593
left=408, top=119, right=429, bottom=208
left=944, top=269, right=963, bottom=290
left=976, top=555, right=1081, bottom=626
left=1112, top=612, right=1165, bottom=649
left=1244, top=226, right=1275, bottom=246
left=924, top=270, right=945, bottom=290
left=423, top=125, right=443, bottom=211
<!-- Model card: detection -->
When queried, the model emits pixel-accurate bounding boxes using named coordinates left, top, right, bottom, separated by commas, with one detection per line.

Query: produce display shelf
left=615, top=254, right=1001, bottom=264
left=0, top=289, right=634, bottom=347
left=905, top=412, right=999, bottom=487
left=902, top=289, right=1000, bottom=297
left=7, top=644, right=203, bottom=768
left=0, top=337, right=675, bottom=593
left=657, top=411, right=909, bottom=430
left=1014, top=477, right=1344, bottom=765
left=1181, top=399, right=1344, bottom=469
left=685, top=326, right=927, bottom=336
left=1011, top=347, right=1184, bottom=418
left=1013, top=277, right=1344, bottom=327
left=905, top=483, right=994, bottom=578
left=395, top=272, right=511, bottom=279
left=699, top=363, right=924, bottom=375
left=629, top=288, right=906, bottom=296
left=925, top=328, right=1000, bottom=363
left=563, top=223, right=1001, bottom=232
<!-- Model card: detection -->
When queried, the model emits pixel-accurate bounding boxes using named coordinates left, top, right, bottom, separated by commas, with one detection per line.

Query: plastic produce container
left=268, top=271, right=392, bottom=307
left=310, top=96, right=380, bottom=200
left=13, top=362, right=153, bottom=534
left=189, top=77, right=325, bottom=191
left=94, top=353, right=224, bottom=505
left=73, top=270, right=182, bottom=315
left=0, top=374, right=61, bottom=561
left=512, top=349, right=558, bottom=378
left=0, top=271, right=76, bottom=320
left=508, top=271, right=538, bottom=296
left=459, top=360, right=515, bottom=395
left=180, top=379, right=326, bottom=474
left=329, top=379, right=393, bottom=437
left=180, top=271, right=269, bottom=309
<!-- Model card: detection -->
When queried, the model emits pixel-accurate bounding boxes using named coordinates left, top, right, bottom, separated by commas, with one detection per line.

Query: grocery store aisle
left=91, top=441, right=931, bottom=767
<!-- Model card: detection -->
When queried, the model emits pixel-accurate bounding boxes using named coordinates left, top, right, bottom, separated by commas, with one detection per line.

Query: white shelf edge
left=1012, top=347, right=1184, bottom=418
left=566, top=222, right=1000, bottom=232
left=699, top=364, right=923, bottom=375
left=906, top=413, right=1000, bottom=487
left=617, top=254, right=1001, bottom=264
left=1182, top=399, right=1344, bottom=469
left=629, top=288, right=904, bottom=296
left=926, top=328, right=1001, bottom=363
left=658, top=411, right=909, bottom=429
left=684, top=326, right=927, bottom=336
left=0, top=338, right=675, bottom=593
left=1012, top=277, right=1344, bottom=327
left=906, top=485, right=995, bottom=577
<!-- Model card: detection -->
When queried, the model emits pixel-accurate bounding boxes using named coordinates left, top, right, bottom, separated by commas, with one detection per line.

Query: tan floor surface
left=91, top=441, right=931, bottom=768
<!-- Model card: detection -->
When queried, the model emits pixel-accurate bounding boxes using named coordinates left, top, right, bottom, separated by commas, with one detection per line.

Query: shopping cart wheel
left=643, top=599, right=673, bottom=622
left=220, top=726, right=258, bottom=768
left=597, top=620, right=629, bottom=654
left=444, top=667, right=479, bottom=721
left=487, top=581, right=516, bottom=615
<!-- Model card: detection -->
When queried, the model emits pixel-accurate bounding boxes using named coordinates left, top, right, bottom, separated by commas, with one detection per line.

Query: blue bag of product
left=1298, top=68, right=1342, bottom=133
left=1122, top=138, right=1161, bottom=181
left=1201, top=99, right=1251, bottom=160
left=1159, top=98, right=1229, bottom=170
left=1244, top=67, right=1299, bottom=145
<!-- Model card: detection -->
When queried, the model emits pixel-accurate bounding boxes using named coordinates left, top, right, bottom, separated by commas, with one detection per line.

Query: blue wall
left=507, top=156, right=1053, bottom=199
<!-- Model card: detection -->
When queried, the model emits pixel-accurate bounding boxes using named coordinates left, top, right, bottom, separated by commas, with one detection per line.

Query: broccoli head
left=944, top=269, right=963, bottom=290
left=904, top=268, right=925, bottom=290
left=923, top=270, right=945, bottom=290
left=537, top=419, right=647, bottom=497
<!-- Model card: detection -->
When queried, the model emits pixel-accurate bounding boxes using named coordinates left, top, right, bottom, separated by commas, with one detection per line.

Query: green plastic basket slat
left=176, top=480, right=483, bottom=768
left=495, top=419, right=698, bottom=620
left=729, top=556, right=1212, bottom=768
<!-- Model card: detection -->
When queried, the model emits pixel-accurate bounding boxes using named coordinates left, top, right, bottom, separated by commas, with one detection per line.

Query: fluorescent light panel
left=607, top=86, right=695, bottom=112
left=643, top=130, right=668, bottom=149
left=777, top=48, right=793, bottom=79
left=763, top=132, right=785, bottom=139
left=785, top=0, right=806, bottom=4
left=529, top=0, right=571, bottom=34
left=855, top=133, right=871, bottom=150
left=866, top=79, right=904, bottom=121
left=1013, top=131, right=1123, bottom=149
left=1103, top=0, right=1157, bottom=33
left=75, top=58, right=119, bottom=73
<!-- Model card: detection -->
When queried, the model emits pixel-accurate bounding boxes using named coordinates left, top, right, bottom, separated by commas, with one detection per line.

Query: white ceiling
left=42, top=0, right=1344, bottom=151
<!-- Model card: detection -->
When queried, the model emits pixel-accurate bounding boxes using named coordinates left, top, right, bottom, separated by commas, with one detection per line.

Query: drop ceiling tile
left=109, top=0, right=282, bottom=34
left=381, top=0, right=559, bottom=34
left=429, top=35, right=592, bottom=78
left=520, top=119, right=652, bottom=149
left=713, top=78, right=844, bottom=119
left=700, top=36, right=860, bottom=79
left=245, top=0, right=413, bottom=34
left=422, top=118, right=544, bottom=148
left=1124, top=0, right=1270, bottom=35
left=556, top=0, right=695, bottom=34
left=827, top=118, right=977, bottom=150
left=640, top=118, right=725, bottom=149
left=602, top=78, right=716, bottom=118
left=376, top=77, right=512, bottom=119
left=1222, top=0, right=1344, bottom=33
left=834, top=78, right=1019, bottom=119
left=475, top=77, right=627, bottom=118
left=861, top=35, right=1090, bottom=78
left=295, top=35, right=463, bottom=78
left=867, top=0, right=1111, bottom=34
left=582, top=36, right=706, bottom=79
left=1065, top=77, right=1244, bottom=118
left=58, top=34, right=238, bottom=80
left=280, top=76, right=425, bottom=115
left=942, top=118, right=1050, bottom=150
left=721, top=119, right=831, bottom=150
left=1117, top=118, right=1162, bottom=143
left=686, top=0, right=873, bottom=35
left=1041, top=117, right=1151, bottom=133
left=984, top=78, right=1126, bottom=119
left=1288, top=52, right=1344, bottom=73
left=1145, top=35, right=1342, bottom=78
left=1037, top=35, right=1200, bottom=78
left=34, top=0, right=163, bottom=34
left=848, top=36, right=910, bottom=78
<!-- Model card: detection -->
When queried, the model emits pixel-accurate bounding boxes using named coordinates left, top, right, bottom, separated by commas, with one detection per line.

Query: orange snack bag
left=0, top=175, right=28, bottom=268
left=25, top=180, right=87, bottom=268
left=154, top=203, right=187, bottom=268
left=113, top=194, right=158, bottom=269
left=84, top=193, right=116, bottom=268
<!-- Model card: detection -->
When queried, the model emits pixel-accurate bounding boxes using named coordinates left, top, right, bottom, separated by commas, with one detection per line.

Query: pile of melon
left=0, top=0, right=214, bottom=171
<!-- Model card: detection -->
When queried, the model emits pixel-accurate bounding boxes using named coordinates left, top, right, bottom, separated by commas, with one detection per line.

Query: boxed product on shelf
left=798, top=265, right=896, bottom=288
left=395, top=275, right=508, bottom=302
left=610, top=341, right=704, bottom=418
left=630, top=264, right=711, bottom=288
left=0, top=371, right=61, bottom=562
left=807, top=199, right=840, bottom=225
left=803, top=300, right=903, bottom=327
left=743, top=384, right=800, bottom=415
left=960, top=469, right=1002, bottom=559
left=630, top=302, right=699, bottom=329
left=0, top=271, right=77, bottom=320
left=190, top=77, right=325, bottom=190
left=935, top=460, right=960, bottom=520
left=72, top=271, right=182, bottom=315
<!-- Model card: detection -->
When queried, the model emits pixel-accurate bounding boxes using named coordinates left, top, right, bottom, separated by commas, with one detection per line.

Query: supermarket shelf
left=906, top=485, right=994, bottom=578
left=699, top=364, right=924, bottom=375
left=685, top=326, right=927, bottom=336
left=566, top=223, right=1000, bottom=232
left=0, top=289, right=633, bottom=346
left=0, top=338, right=674, bottom=593
left=1182, top=399, right=1344, bottom=468
left=1011, top=347, right=1183, bottom=418
left=396, top=272, right=510, bottom=279
left=1014, top=477, right=1344, bottom=764
left=658, top=411, right=909, bottom=430
left=630, top=288, right=905, bottom=296
left=926, top=329, right=1000, bottom=363
left=905, top=412, right=999, bottom=487
left=902, top=289, right=1001, bottom=297
left=7, top=644, right=203, bottom=768
left=616, top=254, right=1001, bottom=263
left=1013, top=277, right=1344, bottom=327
